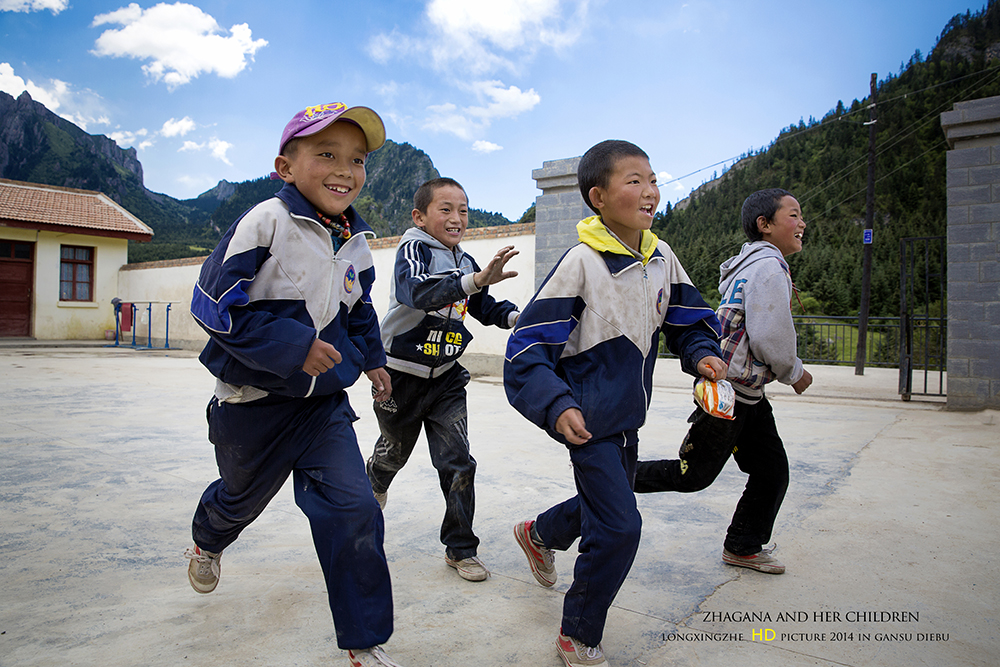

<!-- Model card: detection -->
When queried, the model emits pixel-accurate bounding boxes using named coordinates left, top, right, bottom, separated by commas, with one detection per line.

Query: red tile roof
left=0, top=179, right=154, bottom=241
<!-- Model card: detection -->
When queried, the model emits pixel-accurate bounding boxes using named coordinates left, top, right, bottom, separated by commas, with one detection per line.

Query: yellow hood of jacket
left=576, top=215, right=658, bottom=265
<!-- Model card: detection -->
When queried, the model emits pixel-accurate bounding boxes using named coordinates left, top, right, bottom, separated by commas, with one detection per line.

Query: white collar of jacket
left=274, top=181, right=376, bottom=238
left=576, top=215, right=659, bottom=266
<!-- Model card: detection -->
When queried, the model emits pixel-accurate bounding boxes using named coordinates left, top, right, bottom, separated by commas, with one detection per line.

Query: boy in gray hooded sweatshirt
left=367, top=177, right=520, bottom=583
left=634, top=188, right=813, bottom=574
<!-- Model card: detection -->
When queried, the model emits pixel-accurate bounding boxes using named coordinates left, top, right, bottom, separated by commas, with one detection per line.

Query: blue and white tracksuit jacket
left=188, top=183, right=393, bottom=649
left=504, top=216, right=722, bottom=447
left=191, top=182, right=386, bottom=400
left=504, top=216, right=721, bottom=647
left=380, top=227, right=519, bottom=379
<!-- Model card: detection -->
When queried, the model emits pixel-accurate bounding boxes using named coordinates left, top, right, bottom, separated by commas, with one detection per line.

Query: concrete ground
left=0, top=342, right=997, bottom=667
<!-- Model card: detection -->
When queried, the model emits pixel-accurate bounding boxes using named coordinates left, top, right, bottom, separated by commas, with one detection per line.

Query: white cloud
left=466, top=80, right=540, bottom=119
left=108, top=128, right=149, bottom=148
left=658, top=170, right=687, bottom=193
left=0, top=62, right=67, bottom=110
left=472, top=140, right=502, bottom=153
left=422, top=81, right=540, bottom=140
left=160, top=116, right=196, bottom=137
left=0, top=62, right=109, bottom=130
left=369, top=0, right=588, bottom=75
left=207, top=138, right=233, bottom=165
left=177, top=137, right=233, bottom=165
left=0, top=0, right=68, bottom=13
left=91, top=2, right=267, bottom=90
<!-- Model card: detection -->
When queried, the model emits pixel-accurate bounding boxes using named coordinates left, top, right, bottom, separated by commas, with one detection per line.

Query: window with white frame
left=60, top=245, right=94, bottom=301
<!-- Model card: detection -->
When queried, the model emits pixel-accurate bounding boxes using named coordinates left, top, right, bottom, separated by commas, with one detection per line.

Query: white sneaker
left=347, top=646, right=403, bottom=667
left=184, top=545, right=222, bottom=593
left=445, top=555, right=490, bottom=581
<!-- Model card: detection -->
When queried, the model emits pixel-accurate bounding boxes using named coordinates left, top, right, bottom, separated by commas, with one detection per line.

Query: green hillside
left=654, top=3, right=1000, bottom=318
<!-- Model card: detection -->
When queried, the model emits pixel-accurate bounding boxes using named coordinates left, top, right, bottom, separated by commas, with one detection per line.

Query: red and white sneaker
left=347, top=645, right=403, bottom=667
left=514, top=520, right=556, bottom=587
left=556, top=629, right=606, bottom=666
left=722, top=545, right=785, bottom=574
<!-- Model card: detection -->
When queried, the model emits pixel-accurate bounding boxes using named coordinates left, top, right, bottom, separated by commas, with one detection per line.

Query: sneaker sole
left=514, top=522, right=556, bottom=587
left=188, top=571, right=218, bottom=593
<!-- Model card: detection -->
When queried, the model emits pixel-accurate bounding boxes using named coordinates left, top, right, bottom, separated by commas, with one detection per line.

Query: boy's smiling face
left=274, top=120, right=367, bottom=218
left=759, top=195, right=806, bottom=257
left=589, top=155, right=660, bottom=250
left=413, top=184, right=469, bottom=248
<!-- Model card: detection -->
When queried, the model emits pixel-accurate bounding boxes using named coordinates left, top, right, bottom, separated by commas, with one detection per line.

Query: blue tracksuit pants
left=534, top=432, right=641, bottom=648
left=191, top=391, right=393, bottom=650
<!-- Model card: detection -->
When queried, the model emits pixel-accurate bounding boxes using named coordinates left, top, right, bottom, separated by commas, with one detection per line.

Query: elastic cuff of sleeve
left=462, top=272, right=481, bottom=295
left=546, top=394, right=580, bottom=432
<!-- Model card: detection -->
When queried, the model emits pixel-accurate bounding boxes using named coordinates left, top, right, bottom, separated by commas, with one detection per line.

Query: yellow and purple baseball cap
left=278, top=103, right=386, bottom=155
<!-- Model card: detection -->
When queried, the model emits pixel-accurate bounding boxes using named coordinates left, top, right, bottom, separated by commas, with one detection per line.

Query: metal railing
left=793, top=315, right=902, bottom=368
left=659, top=314, right=947, bottom=373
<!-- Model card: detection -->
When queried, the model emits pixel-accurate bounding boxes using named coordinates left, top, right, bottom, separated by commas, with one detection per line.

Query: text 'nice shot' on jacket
left=379, top=227, right=519, bottom=379
left=190, top=183, right=386, bottom=401
left=504, top=216, right=722, bottom=446
left=717, top=240, right=805, bottom=403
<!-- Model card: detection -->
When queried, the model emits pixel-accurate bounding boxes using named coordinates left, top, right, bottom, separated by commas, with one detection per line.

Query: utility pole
left=855, top=73, right=877, bottom=375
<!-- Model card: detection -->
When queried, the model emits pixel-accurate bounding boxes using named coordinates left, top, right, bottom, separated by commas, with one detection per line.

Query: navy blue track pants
left=191, top=391, right=393, bottom=650
left=535, top=434, right=640, bottom=648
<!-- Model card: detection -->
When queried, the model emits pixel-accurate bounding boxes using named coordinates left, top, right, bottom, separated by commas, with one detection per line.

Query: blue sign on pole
left=863, top=229, right=873, bottom=245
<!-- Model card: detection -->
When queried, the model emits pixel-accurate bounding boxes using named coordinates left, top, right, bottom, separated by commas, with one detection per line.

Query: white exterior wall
left=115, top=259, right=206, bottom=349
left=116, top=229, right=536, bottom=373
left=2, top=226, right=127, bottom=340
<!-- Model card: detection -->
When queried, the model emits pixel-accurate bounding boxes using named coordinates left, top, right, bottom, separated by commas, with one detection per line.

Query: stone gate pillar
left=532, top=157, right=589, bottom=289
left=940, top=96, right=1000, bottom=410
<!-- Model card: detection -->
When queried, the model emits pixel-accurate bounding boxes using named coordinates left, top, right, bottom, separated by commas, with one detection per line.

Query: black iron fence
left=793, top=315, right=899, bottom=368
left=660, top=314, right=947, bottom=373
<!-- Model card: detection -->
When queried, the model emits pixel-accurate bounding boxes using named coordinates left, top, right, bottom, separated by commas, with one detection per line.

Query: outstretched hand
left=474, top=245, right=519, bottom=289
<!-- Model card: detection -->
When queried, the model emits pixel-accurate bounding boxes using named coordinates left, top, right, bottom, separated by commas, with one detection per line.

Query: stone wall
left=531, top=157, right=590, bottom=289
left=940, top=95, right=1000, bottom=410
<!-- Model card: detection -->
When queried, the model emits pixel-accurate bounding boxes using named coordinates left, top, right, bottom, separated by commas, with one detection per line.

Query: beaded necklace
left=315, top=211, right=351, bottom=240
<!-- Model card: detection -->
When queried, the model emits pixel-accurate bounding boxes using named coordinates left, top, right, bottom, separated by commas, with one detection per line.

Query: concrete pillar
left=940, top=95, right=1000, bottom=410
left=532, top=157, right=589, bottom=289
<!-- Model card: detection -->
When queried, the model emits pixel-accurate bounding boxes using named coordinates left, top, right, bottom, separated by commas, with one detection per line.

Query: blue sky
left=0, top=0, right=982, bottom=221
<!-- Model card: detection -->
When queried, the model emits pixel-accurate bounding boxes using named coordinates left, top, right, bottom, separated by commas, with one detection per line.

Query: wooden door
left=0, top=240, right=34, bottom=337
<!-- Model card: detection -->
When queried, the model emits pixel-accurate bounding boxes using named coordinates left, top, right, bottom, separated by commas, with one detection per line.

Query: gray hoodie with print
left=716, top=240, right=804, bottom=404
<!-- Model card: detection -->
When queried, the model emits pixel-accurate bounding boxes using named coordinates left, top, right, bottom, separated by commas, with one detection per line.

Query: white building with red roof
left=0, top=178, right=153, bottom=339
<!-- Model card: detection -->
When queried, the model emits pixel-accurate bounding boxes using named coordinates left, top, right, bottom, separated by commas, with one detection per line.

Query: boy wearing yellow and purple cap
left=186, top=103, right=404, bottom=667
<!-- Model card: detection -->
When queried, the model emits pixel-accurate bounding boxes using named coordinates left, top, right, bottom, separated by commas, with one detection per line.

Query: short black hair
left=281, top=136, right=302, bottom=158
left=578, top=140, right=649, bottom=215
left=413, top=177, right=467, bottom=214
left=740, top=188, right=795, bottom=241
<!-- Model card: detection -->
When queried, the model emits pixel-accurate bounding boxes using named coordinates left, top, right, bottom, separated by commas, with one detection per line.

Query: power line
left=664, top=65, right=1000, bottom=196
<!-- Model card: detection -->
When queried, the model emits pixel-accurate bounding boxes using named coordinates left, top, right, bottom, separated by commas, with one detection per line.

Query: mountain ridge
left=0, top=90, right=518, bottom=262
